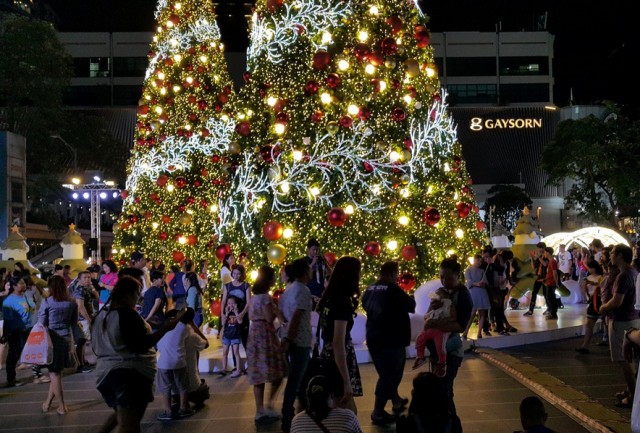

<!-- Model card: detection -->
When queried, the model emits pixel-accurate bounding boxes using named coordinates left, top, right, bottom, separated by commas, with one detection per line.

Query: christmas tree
left=221, top=0, right=485, bottom=287
left=114, top=0, right=235, bottom=268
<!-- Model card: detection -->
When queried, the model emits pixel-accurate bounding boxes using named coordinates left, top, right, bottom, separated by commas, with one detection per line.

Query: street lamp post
left=50, top=134, right=78, bottom=172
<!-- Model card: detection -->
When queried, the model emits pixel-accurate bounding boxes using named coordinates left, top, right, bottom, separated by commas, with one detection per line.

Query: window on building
left=500, top=83, right=550, bottom=103
left=73, top=58, right=110, bottom=78
left=10, top=182, right=23, bottom=204
left=113, top=57, right=148, bottom=77
left=113, top=85, right=143, bottom=105
left=499, top=57, right=548, bottom=76
left=446, top=57, right=496, bottom=77
left=446, top=84, right=497, bottom=105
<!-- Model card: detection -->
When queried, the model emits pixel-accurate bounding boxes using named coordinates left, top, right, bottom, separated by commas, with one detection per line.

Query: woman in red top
left=543, top=247, right=559, bottom=320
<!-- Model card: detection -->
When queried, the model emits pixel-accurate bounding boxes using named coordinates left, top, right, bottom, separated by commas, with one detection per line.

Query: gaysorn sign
left=469, top=116, right=543, bottom=131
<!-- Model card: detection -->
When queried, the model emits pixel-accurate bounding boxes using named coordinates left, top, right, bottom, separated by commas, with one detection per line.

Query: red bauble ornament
left=161, top=215, right=171, bottom=224
left=158, top=232, right=168, bottom=241
left=156, top=174, right=169, bottom=187
left=143, top=211, right=151, bottom=220
left=210, top=299, right=222, bottom=316
left=310, top=111, right=324, bottom=123
left=326, top=73, right=341, bottom=89
left=364, top=241, right=381, bottom=256
left=324, top=252, right=338, bottom=267
left=260, top=145, right=278, bottom=163
left=381, top=37, right=398, bottom=55
left=275, top=112, right=289, bottom=123
left=175, top=176, right=187, bottom=189
left=305, top=80, right=320, bottom=95
left=186, top=235, right=198, bottom=246
left=339, top=116, right=353, bottom=128
left=120, top=190, right=129, bottom=199
left=266, top=0, right=284, bottom=12
left=476, top=221, right=487, bottom=232
left=358, top=106, right=371, bottom=121
left=243, top=71, right=251, bottom=82
left=398, top=273, right=417, bottom=292
left=401, top=245, right=418, bottom=261
left=187, top=196, right=196, bottom=204
left=172, top=250, right=185, bottom=263
left=353, top=43, right=370, bottom=61
left=423, top=207, right=441, bottom=226
left=137, top=105, right=149, bottom=115
left=215, top=243, right=232, bottom=261
left=456, top=201, right=472, bottom=218
left=392, top=107, right=406, bottom=122
left=127, top=215, right=138, bottom=224
left=312, top=50, right=331, bottom=70
left=386, top=15, right=403, bottom=34
left=363, top=161, right=374, bottom=173
left=235, top=121, right=251, bottom=136
left=415, top=28, right=430, bottom=48
left=263, top=220, right=284, bottom=241
left=327, top=207, right=347, bottom=227
left=149, top=192, right=159, bottom=201
left=368, top=51, right=384, bottom=66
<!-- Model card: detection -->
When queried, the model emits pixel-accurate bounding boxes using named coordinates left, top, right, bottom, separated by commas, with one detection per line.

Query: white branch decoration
left=247, top=0, right=352, bottom=67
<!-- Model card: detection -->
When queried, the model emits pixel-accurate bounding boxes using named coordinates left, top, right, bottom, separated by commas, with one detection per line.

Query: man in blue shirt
left=1, top=276, right=34, bottom=387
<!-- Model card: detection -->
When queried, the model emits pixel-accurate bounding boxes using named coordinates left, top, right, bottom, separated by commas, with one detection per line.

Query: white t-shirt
left=278, top=281, right=313, bottom=347
left=157, top=322, right=188, bottom=370
left=291, top=408, right=363, bottom=433
left=557, top=251, right=573, bottom=274
left=635, top=273, right=640, bottom=311
left=184, top=326, right=208, bottom=391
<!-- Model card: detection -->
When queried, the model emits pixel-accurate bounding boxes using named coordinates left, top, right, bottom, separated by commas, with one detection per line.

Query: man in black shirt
left=363, top=261, right=416, bottom=425
left=524, top=242, right=548, bottom=316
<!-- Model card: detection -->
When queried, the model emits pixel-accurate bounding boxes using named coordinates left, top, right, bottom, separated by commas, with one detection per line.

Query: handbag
left=300, top=312, right=340, bottom=396
left=19, top=323, right=53, bottom=365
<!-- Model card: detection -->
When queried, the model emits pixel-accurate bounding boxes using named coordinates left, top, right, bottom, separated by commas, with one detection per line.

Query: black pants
left=528, top=280, right=545, bottom=312
left=5, top=329, right=29, bottom=384
left=490, top=289, right=510, bottom=332
left=544, top=284, right=558, bottom=315
left=368, top=345, right=406, bottom=402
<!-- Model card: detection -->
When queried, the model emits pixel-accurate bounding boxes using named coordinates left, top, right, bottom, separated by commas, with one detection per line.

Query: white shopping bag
left=19, top=323, right=53, bottom=366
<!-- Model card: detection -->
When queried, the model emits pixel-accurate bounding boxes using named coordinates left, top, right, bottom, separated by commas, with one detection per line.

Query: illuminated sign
left=470, top=117, right=543, bottom=131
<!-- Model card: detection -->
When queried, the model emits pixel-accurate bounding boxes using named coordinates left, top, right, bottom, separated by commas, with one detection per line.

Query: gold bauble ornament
left=326, top=121, right=339, bottom=135
left=267, top=244, right=287, bottom=264
left=228, top=141, right=241, bottom=154
left=179, top=214, right=193, bottom=225
left=405, top=59, right=420, bottom=77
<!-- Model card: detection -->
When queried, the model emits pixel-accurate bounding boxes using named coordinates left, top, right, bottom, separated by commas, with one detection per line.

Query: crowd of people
left=4, top=233, right=638, bottom=432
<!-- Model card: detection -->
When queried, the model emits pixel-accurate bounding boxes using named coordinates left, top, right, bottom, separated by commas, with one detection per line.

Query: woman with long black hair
left=316, top=256, right=363, bottom=413
left=185, top=272, right=203, bottom=327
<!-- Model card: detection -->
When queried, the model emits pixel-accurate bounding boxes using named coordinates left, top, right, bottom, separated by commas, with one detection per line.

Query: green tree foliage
left=541, top=109, right=640, bottom=224
left=482, top=184, right=532, bottom=231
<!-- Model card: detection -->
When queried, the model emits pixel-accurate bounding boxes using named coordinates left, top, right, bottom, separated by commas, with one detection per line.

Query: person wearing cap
left=131, top=252, right=151, bottom=293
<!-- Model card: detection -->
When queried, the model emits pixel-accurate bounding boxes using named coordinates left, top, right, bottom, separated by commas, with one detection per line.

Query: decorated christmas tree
left=220, top=0, right=485, bottom=286
left=113, top=0, right=235, bottom=268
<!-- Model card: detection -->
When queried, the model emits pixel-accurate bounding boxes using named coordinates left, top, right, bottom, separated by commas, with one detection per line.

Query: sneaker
left=435, top=361, right=447, bottom=378
left=543, top=309, right=550, bottom=316
left=6, top=380, right=24, bottom=388
left=157, top=411, right=175, bottom=421
left=412, top=357, right=428, bottom=370
left=523, top=311, right=533, bottom=316
left=34, top=376, right=51, bottom=384
left=507, top=326, right=518, bottom=333
left=178, top=408, right=195, bottom=418
left=255, top=413, right=278, bottom=425
left=545, top=314, right=558, bottom=320
left=499, top=331, right=511, bottom=336
left=78, top=364, right=93, bottom=373
left=392, top=397, right=409, bottom=414
left=371, top=411, right=396, bottom=426
left=230, top=371, right=241, bottom=378
left=263, top=408, right=281, bottom=419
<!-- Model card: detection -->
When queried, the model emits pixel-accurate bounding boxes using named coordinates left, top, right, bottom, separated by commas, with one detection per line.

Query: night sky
left=41, top=0, right=639, bottom=114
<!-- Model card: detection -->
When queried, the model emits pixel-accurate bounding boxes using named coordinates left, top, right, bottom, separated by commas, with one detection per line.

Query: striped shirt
left=291, top=408, right=362, bottom=433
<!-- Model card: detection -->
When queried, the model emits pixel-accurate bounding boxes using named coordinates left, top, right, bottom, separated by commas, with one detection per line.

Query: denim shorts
left=222, top=337, right=242, bottom=346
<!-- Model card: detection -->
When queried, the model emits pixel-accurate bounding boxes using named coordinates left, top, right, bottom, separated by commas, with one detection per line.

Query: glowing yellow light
left=173, top=85, right=181, bottom=92
left=175, top=2, right=181, bottom=9
left=199, top=55, right=208, bottom=63
left=274, top=123, right=286, bottom=135
left=403, top=95, right=413, bottom=104
left=280, top=182, right=290, bottom=193
left=379, top=81, right=387, bottom=92
left=186, top=77, right=194, bottom=84
left=157, top=72, right=165, bottom=79
left=455, top=229, right=464, bottom=239
left=167, top=184, right=175, bottom=192
left=178, top=236, right=187, bottom=245
left=210, top=204, right=218, bottom=213
left=283, top=228, right=294, bottom=239
left=454, top=192, right=459, bottom=200
left=398, top=216, right=409, bottom=225
left=293, top=150, right=303, bottom=161
left=372, top=185, right=381, bottom=195
left=387, top=240, right=398, bottom=251
left=426, top=66, right=436, bottom=77
left=250, top=270, right=259, bottom=281
left=338, top=59, right=349, bottom=70
left=321, top=32, right=332, bottom=44
left=247, top=110, right=253, bottom=117
left=120, top=249, right=125, bottom=254
left=390, top=151, right=402, bottom=162
left=156, top=27, right=162, bottom=33
left=166, top=20, right=174, bottom=28
left=155, top=106, right=163, bottom=114
left=152, top=222, right=159, bottom=229
left=160, top=88, right=166, bottom=95
left=369, top=5, right=379, bottom=15
left=447, top=249, right=456, bottom=257
left=345, top=204, right=355, bottom=215
left=358, top=31, right=369, bottom=42
left=400, top=188, right=410, bottom=198
left=112, top=248, right=118, bottom=254
left=71, top=177, right=80, bottom=185
left=365, top=64, right=376, bottom=75
left=310, top=186, right=320, bottom=196
left=320, top=93, right=332, bottom=104
left=221, top=115, right=229, bottom=122
left=185, top=124, right=192, bottom=131
left=427, top=185, right=434, bottom=194
left=444, top=163, right=451, bottom=172
left=173, top=53, right=182, bottom=61
left=347, top=104, right=360, bottom=116
left=267, top=96, right=278, bottom=106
